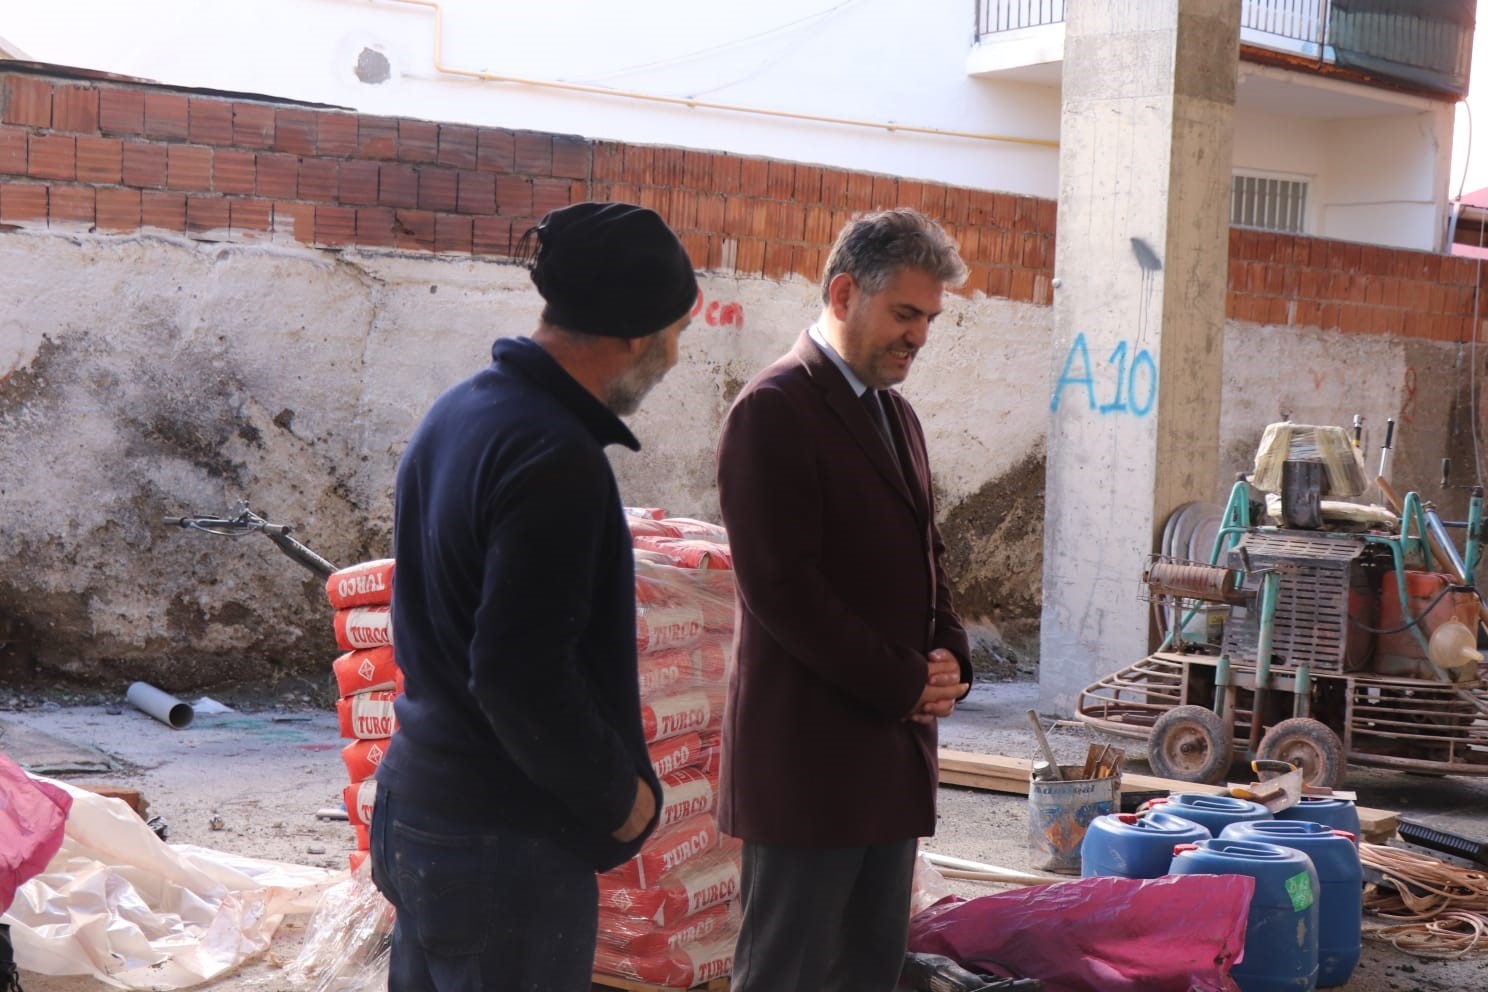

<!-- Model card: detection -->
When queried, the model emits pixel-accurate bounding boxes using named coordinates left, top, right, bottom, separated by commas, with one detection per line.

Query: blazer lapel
left=792, top=333, right=917, bottom=509
left=881, top=390, right=931, bottom=522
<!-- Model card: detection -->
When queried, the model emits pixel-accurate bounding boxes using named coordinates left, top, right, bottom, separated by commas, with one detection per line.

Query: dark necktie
left=861, top=388, right=895, bottom=454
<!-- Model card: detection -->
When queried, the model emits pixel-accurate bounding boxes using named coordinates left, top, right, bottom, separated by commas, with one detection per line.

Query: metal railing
left=973, top=0, right=1472, bottom=96
left=1240, top=0, right=1328, bottom=51
left=975, top=0, right=1330, bottom=44
left=975, top=0, right=1065, bottom=35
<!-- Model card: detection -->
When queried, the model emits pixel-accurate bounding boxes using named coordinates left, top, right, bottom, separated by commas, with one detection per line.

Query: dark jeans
left=729, top=838, right=917, bottom=992
left=370, top=787, right=599, bottom=992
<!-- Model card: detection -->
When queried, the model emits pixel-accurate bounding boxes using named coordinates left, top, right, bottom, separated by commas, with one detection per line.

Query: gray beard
left=604, top=336, right=670, bottom=416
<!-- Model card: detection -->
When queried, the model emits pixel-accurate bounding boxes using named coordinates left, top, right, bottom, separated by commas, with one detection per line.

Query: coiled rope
left=1361, top=842, right=1488, bottom=957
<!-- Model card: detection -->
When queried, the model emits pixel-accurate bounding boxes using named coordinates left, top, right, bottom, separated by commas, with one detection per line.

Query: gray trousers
left=729, top=838, right=918, bottom=992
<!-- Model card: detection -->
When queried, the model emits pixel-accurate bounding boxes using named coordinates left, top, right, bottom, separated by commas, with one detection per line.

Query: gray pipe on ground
left=126, top=682, right=194, bottom=729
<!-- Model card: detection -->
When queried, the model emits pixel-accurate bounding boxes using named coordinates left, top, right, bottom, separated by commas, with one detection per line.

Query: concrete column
left=1039, top=0, right=1240, bottom=713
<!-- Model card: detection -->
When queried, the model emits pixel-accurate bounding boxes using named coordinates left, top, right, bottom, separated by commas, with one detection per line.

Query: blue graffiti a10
left=1050, top=332, right=1157, bottom=416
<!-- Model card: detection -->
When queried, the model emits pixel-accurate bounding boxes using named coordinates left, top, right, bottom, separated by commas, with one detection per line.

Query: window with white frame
left=1231, top=172, right=1310, bottom=233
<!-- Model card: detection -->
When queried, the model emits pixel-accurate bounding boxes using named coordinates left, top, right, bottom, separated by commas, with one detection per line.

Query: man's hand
left=910, top=649, right=968, bottom=725
left=611, top=776, right=657, bottom=843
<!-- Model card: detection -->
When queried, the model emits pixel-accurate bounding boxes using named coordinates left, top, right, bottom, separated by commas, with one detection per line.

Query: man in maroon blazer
left=716, top=208, right=973, bottom=992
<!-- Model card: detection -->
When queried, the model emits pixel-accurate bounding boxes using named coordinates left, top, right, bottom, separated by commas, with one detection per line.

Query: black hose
left=1349, top=581, right=1473, bottom=635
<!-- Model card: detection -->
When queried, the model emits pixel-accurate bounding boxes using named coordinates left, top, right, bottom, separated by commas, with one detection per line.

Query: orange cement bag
left=635, top=567, right=683, bottom=606
left=349, top=850, right=369, bottom=873
left=657, top=768, right=718, bottom=830
left=598, top=848, right=741, bottom=927
left=326, top=558, right=395, bottom=609
left=593, top=935, right=735, bottom=987
left=344, top=779, right=377, bottom=827
left=334, top=606, right=394, bottom=650
left=332, top=646, right=402, bottom=697
left=639, top=641, right=729, bottom=698
left=341, top=737, right=393, bottom=783
left=648, top=732, right=704, bottom=777
left=354, top=823, right=369, bottom=851
left=634, top=558, right=726, bottom=605
left=627, top=516, right=682, bottom=540
left=636, top=605, right=705, bottom=655
left=337, top=689, right=400, bottom=740
left=631, top=537, right=730, bottom=570
left=692, top=571, right=737, bottom=630
left=692, top=637, right=730, bottom=680
left=605, top=812, right=721, bottom=889
left=638, top=650, right=696, bottom=698
left=695, top=731, right=722, bottom=777
left=664, top=540, right=733, bottom=570
left=659, top=517, right=729, bottom=543
left=598, top=901, right=735, bottom=956
left=640, top=689, right=721, bottom=744
left=624, top=506, right=667, bottom=521
left=646, top=730, right=718, bottom=778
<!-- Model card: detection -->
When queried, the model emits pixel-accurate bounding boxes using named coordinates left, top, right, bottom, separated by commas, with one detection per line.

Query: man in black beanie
left=371, top=201, right=697, bottom=992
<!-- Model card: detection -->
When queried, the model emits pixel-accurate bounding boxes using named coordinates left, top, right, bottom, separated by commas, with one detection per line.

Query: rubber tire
left=1148, top=704, right=1234, bottom=785
left=1258, top=717, right=1347, bottom=789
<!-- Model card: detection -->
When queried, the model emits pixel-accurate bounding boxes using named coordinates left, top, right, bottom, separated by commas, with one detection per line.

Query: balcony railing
left=976, top=0, right=1065, bottom=35
left=973, top=0, right=1473, bottom=96
left=1240, top=0, right=1328, bottom=54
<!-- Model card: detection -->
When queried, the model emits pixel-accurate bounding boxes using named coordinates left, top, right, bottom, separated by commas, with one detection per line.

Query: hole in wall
left=355, top=48, right=391, bottom=85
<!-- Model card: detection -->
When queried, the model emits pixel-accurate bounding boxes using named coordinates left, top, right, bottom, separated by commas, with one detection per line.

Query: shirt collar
left=490, top=337, right=641, bottom=451
left=808, top=323, right=871, bottom=397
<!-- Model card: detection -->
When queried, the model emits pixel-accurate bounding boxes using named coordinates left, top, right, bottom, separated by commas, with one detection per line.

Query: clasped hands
left=910, top=648, right=968, bottom=725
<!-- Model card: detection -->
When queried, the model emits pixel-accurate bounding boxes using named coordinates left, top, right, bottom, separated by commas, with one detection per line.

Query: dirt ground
left=3, top=678, right=1487, bottom=992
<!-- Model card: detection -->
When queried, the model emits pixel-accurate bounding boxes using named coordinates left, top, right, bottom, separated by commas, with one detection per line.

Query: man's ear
left=826, top=272, right=856, bottom=319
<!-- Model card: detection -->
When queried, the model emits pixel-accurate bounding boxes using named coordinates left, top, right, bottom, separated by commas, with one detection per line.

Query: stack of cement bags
left=591, top=511, right=740, bottom=988
left=325, top=559, right=399, bottom=872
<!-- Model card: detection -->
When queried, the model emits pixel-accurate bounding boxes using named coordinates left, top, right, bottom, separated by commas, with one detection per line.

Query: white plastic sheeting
left=3, top=778, right=341, bottom=990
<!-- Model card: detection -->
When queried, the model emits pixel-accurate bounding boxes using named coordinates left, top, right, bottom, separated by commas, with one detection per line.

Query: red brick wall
left=0, top=66, right=1479, bottom=339
left=1227, top=228, right=1481, bottom=342
left=587, top=141, right=1055, bottom=302
left=0, top=68, right=1054, bottom=305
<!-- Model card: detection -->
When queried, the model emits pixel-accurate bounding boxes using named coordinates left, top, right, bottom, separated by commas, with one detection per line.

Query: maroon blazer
left=715, top=331, right=971, bottom=846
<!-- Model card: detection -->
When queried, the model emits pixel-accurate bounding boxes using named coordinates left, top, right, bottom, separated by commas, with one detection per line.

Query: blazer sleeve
left=717, top=382, right=928, bottom=720
left=905, top=403, right=974, bottom=692
left=929, top=514, right=973, bottom=693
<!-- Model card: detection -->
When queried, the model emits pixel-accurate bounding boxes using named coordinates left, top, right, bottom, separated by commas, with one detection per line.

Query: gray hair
left=819, top=208, right=967, bottom=303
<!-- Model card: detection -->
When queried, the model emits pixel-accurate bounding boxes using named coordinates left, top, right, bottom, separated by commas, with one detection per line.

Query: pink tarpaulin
left=908, top=874, right=1254, bottom=992
left=0, top=750, right=70, bottom=911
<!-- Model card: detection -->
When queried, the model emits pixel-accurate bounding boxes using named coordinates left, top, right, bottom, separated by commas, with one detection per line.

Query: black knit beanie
left=522, top=202, right=698, bottom=339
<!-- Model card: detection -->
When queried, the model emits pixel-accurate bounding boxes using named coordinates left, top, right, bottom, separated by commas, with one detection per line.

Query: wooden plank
left=592, top=974, right=728, bottom=992
left=74, top=783, right=146, bottom=816
left=938, top=749, right=1397, bottom=843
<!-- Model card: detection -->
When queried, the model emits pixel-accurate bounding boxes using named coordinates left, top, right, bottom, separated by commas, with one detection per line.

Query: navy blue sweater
left=376, top=337, right=662, bottom=872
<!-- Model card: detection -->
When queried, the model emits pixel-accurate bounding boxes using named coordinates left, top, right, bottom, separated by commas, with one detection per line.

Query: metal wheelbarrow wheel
left=1257, top=717, right=1346, bottom=789
left=1147, top=704, right=1234, bottom=785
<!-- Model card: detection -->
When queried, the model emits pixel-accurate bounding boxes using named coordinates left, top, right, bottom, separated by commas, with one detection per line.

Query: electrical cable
left=1454, top=99, right=1484, bottom=488
left=1347, top=581, right=1465, bottom=635
left=1457, top=99, right=1473, bottom=203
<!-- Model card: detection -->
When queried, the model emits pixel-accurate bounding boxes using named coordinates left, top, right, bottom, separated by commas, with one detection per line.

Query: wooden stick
left=936, top=867, right=1052, bottom=887
left=937, top=749, right=1400, bottom=842
left=921, top=851, right=1048, bottom=880
left=1026, top=709, right=1063, bottom=779
left=1080, top=743, right=1100, bottom=780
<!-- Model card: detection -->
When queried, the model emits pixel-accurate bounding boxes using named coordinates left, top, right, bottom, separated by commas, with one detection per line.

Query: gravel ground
left=3, top=677, right=1487, bottom=991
